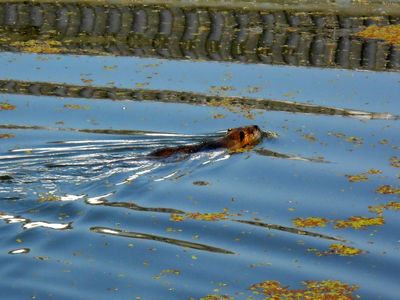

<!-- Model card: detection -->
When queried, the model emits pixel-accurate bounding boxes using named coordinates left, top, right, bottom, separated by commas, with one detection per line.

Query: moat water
left=0, top=3, right=399, bottom=298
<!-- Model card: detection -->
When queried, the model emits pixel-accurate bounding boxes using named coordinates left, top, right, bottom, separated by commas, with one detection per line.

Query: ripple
left=0, top=211, right=72, bottom=231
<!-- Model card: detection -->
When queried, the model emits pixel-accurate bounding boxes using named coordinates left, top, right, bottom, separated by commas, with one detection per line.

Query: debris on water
left=64, top=104, right=89, bottom=110
left=309, top=243, right=363, bottom=257
left=0, top=103, right=16, bottom=110
left=170, top=209, right=236, bottom=222
left=327, top=244, right=363, bottom=256
left=199, top=295, right=231, bottom=300
left=346, top=169, right=382, bottom=182
left=303, top=133, right=317, bottom=143
left=346, top=174, right=368, bottom=182
left=213, top=113, right=225, bottom=119
left=345, top=136, right=364, bottom=145
left=193, top=181, right=209, bottom=186
left=367, top=169, right=382, bottom=175
left=376, top=185, right=400, bottom=195
left=38, top=193, right=61, bottom=202
left=369, top=201, right=400, bottom=215
left=250, top=280, right=359, bottom=299
left=390, top=156, right=400, bottom=168
left=335, top=216, right=385, bottom=229
left=293, top=217, right=328, bottom=228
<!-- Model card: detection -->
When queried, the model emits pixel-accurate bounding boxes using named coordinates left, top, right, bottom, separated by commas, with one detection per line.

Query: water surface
left=0, top=4, right=399, bottom=299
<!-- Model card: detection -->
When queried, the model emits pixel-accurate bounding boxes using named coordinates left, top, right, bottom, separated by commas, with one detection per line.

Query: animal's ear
left=240, top=131, right=245, bottom=142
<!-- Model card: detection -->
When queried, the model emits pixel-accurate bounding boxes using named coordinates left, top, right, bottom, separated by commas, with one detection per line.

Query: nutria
left=149, top=125, right=263, bottom=158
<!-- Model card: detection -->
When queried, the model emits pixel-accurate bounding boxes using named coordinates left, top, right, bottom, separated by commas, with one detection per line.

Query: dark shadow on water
left=90, top=226, right=235, bottom=254
left=234, top=219, right=345, bottom=242
left=255, top=148, right=330, bottom=163
left=0, top=174, right=14, bottom=182
left=86, top=197, right=185, bottom=214
left=85, top=195, right=344, bottom=243
left=0, top=123, right=180, bottom=136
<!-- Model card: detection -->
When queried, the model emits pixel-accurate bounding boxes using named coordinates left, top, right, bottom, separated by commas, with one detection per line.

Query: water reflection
left=0, top=3, right=398, bottom=298
left=0, top=2, right=399, bottom=71
left=255, top=147, right=329, bottom=163
left=85, top=194, right=343, bottom=243
left=0, top=80, right=397, bottom=120
left=0, top=211, right=72, bottom=230
left=86, top=195, right=185, bottom=214
left=0, top=123, right=195, bottom=137
left=234, top=219, right=345, bottom=242
left=8, top=248, right=30, bottom=255
left=90, top=226, right=235, bottom=254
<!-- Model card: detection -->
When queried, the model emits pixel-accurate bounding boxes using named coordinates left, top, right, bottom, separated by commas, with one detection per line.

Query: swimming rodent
left=149, top=125, right=263, bottom=158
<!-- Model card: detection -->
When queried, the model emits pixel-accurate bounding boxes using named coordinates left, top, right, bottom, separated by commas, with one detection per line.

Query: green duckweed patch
left=250, top=279, right=359, bottom=299
left=346, top=174, right=368, bottom=183
left=38, top=193, right=61, bottom=202
left=376, top=185, right=400, bottom=195
left=309, top=244, right=363, bottom=257
left=170, top=209, right=235, bottom=222
left=0, top=103, right=16, bottom=110
left=327, top=244, right=363, bottom=256
left=199, top=295, right=232, bottom=300
left=390, top=156, right=400, bottom=168
left=369, top=201, right=400, bottom=215
left=335, top=216, right=385, bottom=229
left=345, top=136, right=363, bottom=145
left=346, top=169, right=382, bottom=182
left=293, top=217, right=328, bottom=228
left=64, top=104, right=90, bottom=110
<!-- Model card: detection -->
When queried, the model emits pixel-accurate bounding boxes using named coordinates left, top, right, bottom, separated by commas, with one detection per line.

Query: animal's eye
left=240, top=131, right=245, bottom=142
left=227, top=128, right=232, bottom=132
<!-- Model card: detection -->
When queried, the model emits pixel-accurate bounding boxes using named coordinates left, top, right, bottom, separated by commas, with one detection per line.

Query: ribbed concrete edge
left=5, top=0, right=400, bottom=16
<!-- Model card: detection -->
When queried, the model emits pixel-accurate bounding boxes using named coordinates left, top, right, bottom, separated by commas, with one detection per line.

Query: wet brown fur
left=149, top=125, right=262, bottom=158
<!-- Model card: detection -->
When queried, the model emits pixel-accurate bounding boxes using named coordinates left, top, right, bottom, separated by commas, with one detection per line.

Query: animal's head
left=225, top=125, right=263, bottom=151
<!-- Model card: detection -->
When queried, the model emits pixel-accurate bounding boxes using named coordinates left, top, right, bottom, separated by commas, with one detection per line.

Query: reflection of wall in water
left=0, top=2, right=399, bottom=71
left=1, top=80, right=396, bottom=120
